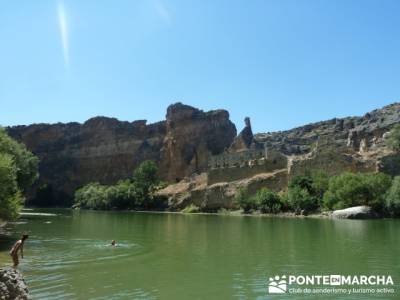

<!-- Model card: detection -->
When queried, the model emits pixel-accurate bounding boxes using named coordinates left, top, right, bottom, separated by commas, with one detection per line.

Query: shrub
left=386, top=176, right=400, bottom=216
left=323, top=172, right=392, bottom=210
left=386, top=124, right=400, bottom=151
left=287, top=186, right=319, bottom=213
left=74, top=183, right=109, bottom=210
left=234, top=187, right=256, bottom=213
left=73, top=160, right=162, bottom=210
left=311, top=170, right=329, bottom=199
left=181, top=204, right=200, bottom=213
left=254, top=188, right=282, bottom=213
left=287, top=175, right=320, bottom=213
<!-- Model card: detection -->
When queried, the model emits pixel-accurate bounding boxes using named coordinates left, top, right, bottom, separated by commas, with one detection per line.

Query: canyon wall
left=7, top=103, right=236, bottom=205
left=6, top=102, right=400, bottom=208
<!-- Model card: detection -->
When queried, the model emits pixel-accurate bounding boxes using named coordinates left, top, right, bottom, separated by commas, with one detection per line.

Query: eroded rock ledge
left=0, top=268, right=29, bottom=300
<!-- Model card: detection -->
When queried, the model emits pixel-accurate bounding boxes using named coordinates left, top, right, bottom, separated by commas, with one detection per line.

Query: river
left=0, top=209, right=399, bottom=299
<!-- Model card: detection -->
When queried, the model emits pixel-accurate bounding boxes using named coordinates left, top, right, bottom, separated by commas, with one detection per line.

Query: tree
left=254, top=188, right=282, bottom=213
left=0, top=128, right=39, bottom=191
left=287, top=175, right=319, bottom=213
left=0, top=153, right=23, bottom=220
left=386, top=124, right=400, bottom=151
left=311, top=170, right=329, bottom=199
left=323, top=172, right=392, bottom=210
left=132, top=160, right=159, bottom=208
left=234, top=187, right=255, bottom=213
left=0, top=129, right=39, bottom=220
left=74, top=160, right=162, bottom=210
left=386, top=176, right=400, bottom=216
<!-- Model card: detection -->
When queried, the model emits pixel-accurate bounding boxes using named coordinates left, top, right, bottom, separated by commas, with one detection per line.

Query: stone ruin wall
left=207, top=148, right=288, bottom=185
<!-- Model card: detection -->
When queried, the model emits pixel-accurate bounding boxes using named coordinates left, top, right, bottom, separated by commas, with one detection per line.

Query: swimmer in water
left=111, top=240, right=116, bottom=246
left=9, top=234, right=29, bottom=268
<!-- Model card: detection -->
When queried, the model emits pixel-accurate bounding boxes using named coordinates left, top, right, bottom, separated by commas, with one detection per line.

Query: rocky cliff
left=7, top=102, right=400, bottom=208
left=157, top=103, right=400, bottom=211
left=7, top=103, right=236, bottom=205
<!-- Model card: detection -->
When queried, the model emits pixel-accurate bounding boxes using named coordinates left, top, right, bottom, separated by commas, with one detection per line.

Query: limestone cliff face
left=157, top=103, right=400, bottom=211
left=7, top=103, right=236, bottom=205
left=159, top=103, right=237, bottom=182
left=8, top=118, right=166, bottom=205
left=256, top=103, right=400, bottom=157
left=7, top=102, right=400, bottom=208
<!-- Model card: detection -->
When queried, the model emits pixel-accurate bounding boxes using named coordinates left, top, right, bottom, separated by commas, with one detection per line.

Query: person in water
left=111, top=240, right=116, bottom=246
left=9, top=234, right=29, bottom=267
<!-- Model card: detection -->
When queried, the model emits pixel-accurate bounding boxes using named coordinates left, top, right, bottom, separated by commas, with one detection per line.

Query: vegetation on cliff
left=74, top=160, right=166, bottom=210
left=0, top=128, right=39, bottom=220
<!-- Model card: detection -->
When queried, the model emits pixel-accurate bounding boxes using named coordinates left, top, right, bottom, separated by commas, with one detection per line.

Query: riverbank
left=70, top=205, right=389, bottom=220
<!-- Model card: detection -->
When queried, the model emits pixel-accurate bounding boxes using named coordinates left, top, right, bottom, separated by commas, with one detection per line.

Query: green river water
left=0, top=209, right=399, bottom=299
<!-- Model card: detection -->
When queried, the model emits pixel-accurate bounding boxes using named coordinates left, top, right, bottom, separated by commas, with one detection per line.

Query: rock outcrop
left=158, top=103, right=400, bottom=211
left=331, top=206, right=378, bottom=219
left=0, top=268, right=29, bottom=300
left=7, top=103, right=236, bottom=205
left=256, top=103, right=400, bottom=155
left=157, top=169, right=288, bottom=211
left=159, top=103, right=236, bottom=182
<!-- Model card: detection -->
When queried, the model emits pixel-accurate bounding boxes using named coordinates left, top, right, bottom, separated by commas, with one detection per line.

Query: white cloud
left=154, top=0, right=172, bottom=25
left=58, top=1, right=69, bottom=69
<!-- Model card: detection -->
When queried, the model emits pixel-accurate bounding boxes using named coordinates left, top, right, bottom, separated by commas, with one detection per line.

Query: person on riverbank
left=9, top=234, right=29, bottom=267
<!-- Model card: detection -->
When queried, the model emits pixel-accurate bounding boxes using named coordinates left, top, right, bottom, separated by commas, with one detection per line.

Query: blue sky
left=1, top=0, right=400, bottom=133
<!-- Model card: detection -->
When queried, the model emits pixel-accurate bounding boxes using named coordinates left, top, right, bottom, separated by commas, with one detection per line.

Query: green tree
left=386, top=124, right=400, bottom=151
left=323, top=172, right=391, bottom=210
left=74, top=160, right=162, bottom=210
left=385, top=176, right=400, bottom=216
left=254, top=188, right=282, bottom=213
left=234, top=187, right=255, bottom=213
left=0, top=128, right=39, bottom=191
left=311, top=170, right=330, bottom=199
left=0, top=153, right=23, bottom=220
left=0, top=129, right=39, bottom=220
left=74, top=183, right=109, bottom=210
left=132, top=160, right=159, bottom=208
left=287, top=175, right=319, bottom=213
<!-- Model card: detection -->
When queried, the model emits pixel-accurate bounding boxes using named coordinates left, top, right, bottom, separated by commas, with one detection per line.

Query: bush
left=181, top=204, right=200, bottom=213
left=74, top=183, right=109, bottom=210
left=287, top=186, right=319, bottom=213
left=74, top=160, right=162, bottom=210
left=386, top=124, right=400, bottom=151
left=311, top=170, right=329, bottom=199
left=386, top=176, right=400, bottom=216
left=323, top=172, right=392, bottom=210
left=287, top=175, right=320, bottom=213
left=254, top=188, right=282, bottom=213
left=234, top=187, right=256, bottom=213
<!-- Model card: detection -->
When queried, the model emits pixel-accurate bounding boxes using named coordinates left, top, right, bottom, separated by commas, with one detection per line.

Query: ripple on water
left=23, top=239, right=143, bottom=273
